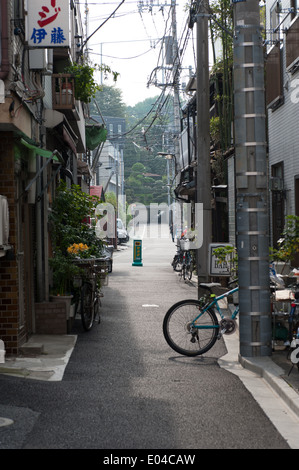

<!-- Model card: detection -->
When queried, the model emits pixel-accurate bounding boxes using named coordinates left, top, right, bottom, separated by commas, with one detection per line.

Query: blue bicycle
left=163, top=281, right=239, bottom=356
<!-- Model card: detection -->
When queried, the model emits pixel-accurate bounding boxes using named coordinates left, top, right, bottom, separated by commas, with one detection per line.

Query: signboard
left=132, top=240, right=143, bottom=267
left=26, top=0, right=70, bottom=47
left=209, top=243, right=234, bottom=277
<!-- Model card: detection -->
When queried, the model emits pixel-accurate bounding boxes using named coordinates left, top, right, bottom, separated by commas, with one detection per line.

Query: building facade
left=0, top=0, right=90, bottom=354
left=266, top=0, right=299, bottom=247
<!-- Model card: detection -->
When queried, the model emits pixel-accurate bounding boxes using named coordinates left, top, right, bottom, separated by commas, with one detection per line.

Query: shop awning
left=21, top=138, right=61, bottom=162
left=85, top=125, right=107, bottom=151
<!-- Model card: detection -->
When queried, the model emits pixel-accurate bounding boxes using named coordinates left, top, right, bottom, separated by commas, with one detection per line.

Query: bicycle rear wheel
left=81, top=282, right=95, bottom=331
left=163, top=299, right=219, bottom=356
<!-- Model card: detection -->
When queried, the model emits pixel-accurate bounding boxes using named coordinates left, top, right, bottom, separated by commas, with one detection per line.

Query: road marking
left=0, top=417, right=14, bottom=427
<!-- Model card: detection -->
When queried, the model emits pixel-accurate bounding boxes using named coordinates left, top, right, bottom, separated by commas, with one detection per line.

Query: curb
left=239, top=354, right=299, bottom=419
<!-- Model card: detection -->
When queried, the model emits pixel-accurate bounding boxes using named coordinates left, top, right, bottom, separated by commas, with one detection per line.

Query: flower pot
left=50, top=294, right=73, bottom=319
left=273, top=262, right=291, bottom=275
left=62, top=82, right=72, bottom=90
left=55, top=89, right=73, bottom=105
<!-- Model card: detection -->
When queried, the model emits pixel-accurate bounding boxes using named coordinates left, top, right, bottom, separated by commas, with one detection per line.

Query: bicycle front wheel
left=163, top=300, right=219, bottom=356
left=185, top=262, right=193, bottom=281
left=81, top=282, right=95, bottom=331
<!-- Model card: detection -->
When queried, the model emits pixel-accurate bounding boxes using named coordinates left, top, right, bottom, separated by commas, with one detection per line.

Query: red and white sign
left=26, top=0, right=70, bottom=47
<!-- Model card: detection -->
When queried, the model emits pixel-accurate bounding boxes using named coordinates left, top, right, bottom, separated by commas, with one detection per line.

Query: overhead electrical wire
left=80, top=0, right=126, bottom=52
left=91, top=48, right=156, bottom=60
left=140, top=6, right=193, bottom=137
left=87, top=1, right=195, bottom=144
left=88, top=10, right=137, bottom=23
left=89, top=3, right=174, bottom=140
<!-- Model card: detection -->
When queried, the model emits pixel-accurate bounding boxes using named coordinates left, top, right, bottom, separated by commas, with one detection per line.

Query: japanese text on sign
left=26, top=0, right=70, bottom=47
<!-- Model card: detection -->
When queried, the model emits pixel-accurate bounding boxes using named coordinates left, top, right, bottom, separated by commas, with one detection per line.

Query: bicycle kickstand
left=288, top=363, right=295, bottom=376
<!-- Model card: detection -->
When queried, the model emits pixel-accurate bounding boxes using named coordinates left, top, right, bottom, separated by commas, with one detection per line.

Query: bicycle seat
left=199, top=283, right=221, bottom=292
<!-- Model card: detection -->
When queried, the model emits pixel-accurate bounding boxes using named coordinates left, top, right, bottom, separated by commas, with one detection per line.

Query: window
left=265, top=43, right=284, bottom=109
left=291, top=0, right=298, bottom=21
left=270, top=1, right=280, bottom=43
left=286, top=15, right=299, bottom=72
left=271, top=163, right=285, bottom=248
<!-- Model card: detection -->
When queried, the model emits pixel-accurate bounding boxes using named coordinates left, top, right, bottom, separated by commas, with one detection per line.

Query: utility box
left=29, top=49, right=49, bottom=70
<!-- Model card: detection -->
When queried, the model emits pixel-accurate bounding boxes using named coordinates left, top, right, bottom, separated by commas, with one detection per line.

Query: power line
left=90, top=48, right=155, bottom=60
left=80, top=0, right=126, bottom=52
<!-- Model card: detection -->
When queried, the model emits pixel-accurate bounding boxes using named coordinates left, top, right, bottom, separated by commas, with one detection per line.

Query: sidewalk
left=0, top=335, right=77, bottom=382
left=241, top=346, right=299, bottom=417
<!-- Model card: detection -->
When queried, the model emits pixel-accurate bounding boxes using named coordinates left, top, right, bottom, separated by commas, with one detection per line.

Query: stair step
left=19, top=343, right=44, bottom=356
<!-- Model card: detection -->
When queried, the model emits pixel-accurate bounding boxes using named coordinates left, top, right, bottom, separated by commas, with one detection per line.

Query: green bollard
left=132, top=240, right=143, bottom=266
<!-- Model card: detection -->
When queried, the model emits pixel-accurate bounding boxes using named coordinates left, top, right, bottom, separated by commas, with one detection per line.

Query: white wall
left=266, top=0, right=299, bottom=218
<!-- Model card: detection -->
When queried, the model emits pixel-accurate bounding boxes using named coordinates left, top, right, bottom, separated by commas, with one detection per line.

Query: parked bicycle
left=171, top=240, right=184, bottom=272
left=287, top=292, right=299, bottom=375
left=73, top=258, right=108, bottom=331
left=172, top=238, right=194, bottom=281
left=181, top=250, right=193, bottom=281
left=163, top=280, right=238, bottom=356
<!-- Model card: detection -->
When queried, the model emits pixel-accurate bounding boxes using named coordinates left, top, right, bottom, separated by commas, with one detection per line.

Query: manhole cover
left=0, top=417, right=14, bottom=427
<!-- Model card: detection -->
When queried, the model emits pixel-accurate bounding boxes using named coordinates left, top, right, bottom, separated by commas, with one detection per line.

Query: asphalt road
left=0, top=225, right=290, bottom=449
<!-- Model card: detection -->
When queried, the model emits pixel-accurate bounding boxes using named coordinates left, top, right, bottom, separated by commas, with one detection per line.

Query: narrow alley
left=0, top=227, right=290, bottom=449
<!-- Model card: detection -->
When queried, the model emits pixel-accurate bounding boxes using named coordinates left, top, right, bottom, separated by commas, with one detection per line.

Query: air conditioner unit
left=0, top=195, right=9, bottom=247
left=270, top=177, right=284, bottom=191
left=29, top=49, right=49, bottom=71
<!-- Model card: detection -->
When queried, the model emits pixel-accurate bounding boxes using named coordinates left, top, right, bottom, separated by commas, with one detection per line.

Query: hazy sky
left=81, top=1, right=197, bottom=106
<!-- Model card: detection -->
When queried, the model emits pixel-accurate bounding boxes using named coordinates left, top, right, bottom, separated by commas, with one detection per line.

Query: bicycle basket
left=94, top=261, right=109, bottom=286
left=180, top=239, right=192, bottom=250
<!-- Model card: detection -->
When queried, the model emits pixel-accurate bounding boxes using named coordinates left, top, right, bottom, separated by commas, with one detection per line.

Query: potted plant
left=64, top=62, right=119, bottom=103
left=49, top=181, right=104, bottom=296
left=270, top=215, right=299, bottom=274
left=49, top=251, right=82, bottom=320
left=49, top=251, right=81, bottom=296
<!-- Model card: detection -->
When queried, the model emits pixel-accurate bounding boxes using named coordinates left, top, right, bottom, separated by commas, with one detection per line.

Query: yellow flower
left=67, top=243, right=89, bottom=257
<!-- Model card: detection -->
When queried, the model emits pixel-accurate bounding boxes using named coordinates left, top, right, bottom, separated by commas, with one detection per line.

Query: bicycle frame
left=191, top=286, right=239, bottom=330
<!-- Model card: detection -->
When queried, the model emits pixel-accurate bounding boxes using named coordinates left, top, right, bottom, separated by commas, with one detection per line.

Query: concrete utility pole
left=171, top=0, right=182, bottom=234
left=171, top=0, right=181, bottom=168
left=196, top=0, right=212, bottom=283
left=233, top=0, right=272, bottom=357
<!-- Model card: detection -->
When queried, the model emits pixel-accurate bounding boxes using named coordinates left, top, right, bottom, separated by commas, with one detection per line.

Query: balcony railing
left=52, top=74, right=75, bottom=111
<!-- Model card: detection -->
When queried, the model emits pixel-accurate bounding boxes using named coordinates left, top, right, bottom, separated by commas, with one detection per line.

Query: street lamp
left=157, top=151, right=176, bottom=161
